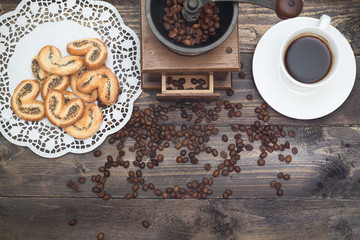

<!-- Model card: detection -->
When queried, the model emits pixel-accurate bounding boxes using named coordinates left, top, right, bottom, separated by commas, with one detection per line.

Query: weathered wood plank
left=0, top=198, right=359, bottom=240
left=1, top=126, right=359, bottom=199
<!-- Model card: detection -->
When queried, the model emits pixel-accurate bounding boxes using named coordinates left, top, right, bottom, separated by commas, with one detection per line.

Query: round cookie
left=31, top=55, right=49, bottom=84
left=11, top=80, right=45, bottom=121
left=67, top=38, right=107, bottom=70
left=41, top=75, right=70, bottom=100
left=64, top=103, right=103, bottom=139
left=44, top=89, right=85, bottom=127
left=76, top=66, right=120, bottom=106
left=70, top=66, right=98, bottom=103
left=38, top=45, right=83, bottom=76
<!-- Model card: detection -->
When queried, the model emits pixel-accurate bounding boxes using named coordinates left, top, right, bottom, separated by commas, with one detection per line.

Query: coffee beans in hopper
left=163, top=0, right=221, bottom=47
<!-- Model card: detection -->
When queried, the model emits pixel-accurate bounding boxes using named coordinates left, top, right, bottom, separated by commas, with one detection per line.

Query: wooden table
left=1, top=0, right=360, bottom=239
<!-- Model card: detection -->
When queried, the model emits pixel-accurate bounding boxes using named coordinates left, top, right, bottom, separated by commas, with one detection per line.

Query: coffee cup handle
left=318, top=15, right=331, bottom=30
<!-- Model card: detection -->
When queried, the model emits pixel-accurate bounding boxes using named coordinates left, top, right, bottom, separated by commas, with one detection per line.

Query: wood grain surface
left=0, top=0, right=360, bottom=239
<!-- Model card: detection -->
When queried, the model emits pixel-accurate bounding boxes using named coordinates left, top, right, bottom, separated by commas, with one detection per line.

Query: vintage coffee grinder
left=140, top=0, right=303, bottom=101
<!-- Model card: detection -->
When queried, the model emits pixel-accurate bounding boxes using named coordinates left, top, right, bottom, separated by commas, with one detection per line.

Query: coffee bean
left=283, top=174, right=291, bottom=180
left=263, top=115, right=270, bottom=122
left=154, top=189, right=162, bottom=196
left=148, top=183, right=155, bottom=190
left=245, top=144, right=253, bottom=151
left=142, top=220, right=150, bottom=229
left=257, top=159, right=265, bottom=166
left=94, top=150, right=102, bottom=157
left=288, top=130, right=295, bottom=137
left=102, top=194, right=111, bottom=200
left=92, top=187, right=101, bottom=193
left=212, top=149, right=218, bottom=157
left=125, top=193, right=132, bottom=199
left=222, top=192, right=229, bottom=199
left=226, top=89, right=234, bottom=96
left=162, top=192, right=169, bottom=199
left=132, top=184, right=139, bottom=192
left=204, top=163, right=211, bottom=171
left=277, top=172, right=284, bottom=179
left=246, top=94, right=253, bottom=100
left=234, top=166, right=241, bottom=173
left=98, top=191, right=105, bottom=198
left=104, top=170, right=110, bottom=178
left=260, top=152, right=267, bottom=159
left=270, top=180, right=277, bottom=187
left=191, top=78, right=198, bottom=84
left=285, top=155, right=292, bottom=163
left=276, top=189, right=284, bottom=197
left=208, top=178, right=214, bottom=186
left=213, top=170, right=220, bottom=178
left=198, top=79, right=206, bottom=85
left=292, top=147, right=298, bottom=154
left=71, top=183, right=79, bottom=191
left=220, top=151, right=227, bottom=159
left=278, top=154, right=285, bottom=161
left=157, top=154, right=164, bottom=162
left=275, top=182, right=282, bottom=190
left=136, top=170, right=143, bottom=178
left=225, top=189, right=233, bottom=195
left=222, top=135, right=228, bottom=142
left=238, top=71, right=246, bottom=79
left=68, top=219, right=77, bottom=226
left=97, top=232, right=105, bottom=240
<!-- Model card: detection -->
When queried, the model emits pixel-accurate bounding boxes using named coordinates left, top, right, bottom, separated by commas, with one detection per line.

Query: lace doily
left=0, top=0, right=142, bottom=158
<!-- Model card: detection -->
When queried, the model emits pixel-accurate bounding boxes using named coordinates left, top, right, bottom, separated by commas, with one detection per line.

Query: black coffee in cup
left=284, top=34, right=333, bottom=84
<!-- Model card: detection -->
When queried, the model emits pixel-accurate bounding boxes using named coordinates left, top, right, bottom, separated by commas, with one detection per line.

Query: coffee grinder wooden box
left=140, top=0, right=241, bottom=101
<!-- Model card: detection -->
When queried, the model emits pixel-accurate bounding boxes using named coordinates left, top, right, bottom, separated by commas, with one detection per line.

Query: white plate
left=253, top=17, right=356, bottom=120
left=0, top=0, right=142, bottom=158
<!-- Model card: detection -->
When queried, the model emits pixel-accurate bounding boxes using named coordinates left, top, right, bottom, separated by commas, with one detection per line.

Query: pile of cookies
left=11, top=38, right=120, bottom=139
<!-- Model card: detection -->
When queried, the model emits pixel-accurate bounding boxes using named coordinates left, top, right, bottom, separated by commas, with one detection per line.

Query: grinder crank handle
left=183, top=0, right=303, bottom=20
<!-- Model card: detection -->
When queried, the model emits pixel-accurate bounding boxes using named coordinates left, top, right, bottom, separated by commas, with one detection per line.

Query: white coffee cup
left=279, top=15, right=339, bottom=90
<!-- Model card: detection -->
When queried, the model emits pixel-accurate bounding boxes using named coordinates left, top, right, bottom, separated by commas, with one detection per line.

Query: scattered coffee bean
left=270, top=180, right=277, bottom=187
left=142, top=220, right=150, bottom=229
left=283, top=174, right=291, bottom=180
left=226, top=89, right=234, bottom=96
left=102, top=194, right=111, bottom=200
left=71, top=183, right=79, bottom=191
left=276, top=189, right=283, bottom=197
left=94, top=150, right=102, bottom=157
left=204, top=163, right=211, bottom=171
left=77, top=177, right=86, bottom=184
left=277, top=172, right=284, bottom=179
left=238, top=71, right=246, bottom=79
left=246, top=94, right=253, bottom=100
left=292, top=147, right=298, bottom=154
left=68, top=219, right=77, bottom=227
left=285, top=155, right=292, bottom=163
left=97, top=232, right=105, bottom=240
left=257, top=159, right=265, bottom=166
left=288, top=130, right=295, bottom=137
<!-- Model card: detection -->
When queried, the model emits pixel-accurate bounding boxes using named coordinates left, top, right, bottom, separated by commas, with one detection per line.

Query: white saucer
left=253, top=17, right=356, bottom=120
